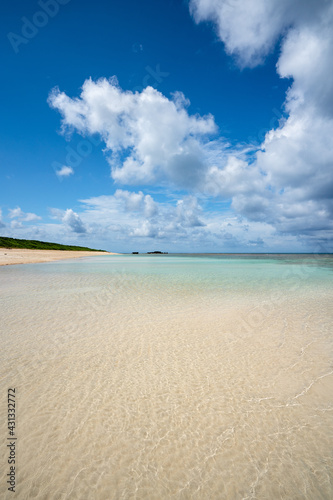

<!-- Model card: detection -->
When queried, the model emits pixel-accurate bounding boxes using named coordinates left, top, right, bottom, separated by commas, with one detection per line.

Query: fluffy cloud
left=175, top=196, right=205, bottom=228
left=63, top=209, right=87, bottom=234
left=8, top=207, right=41, bottom=222
left=48, top=79, right=216, bottom=186
left=114, top=189, right=158, bottom=217
left=56, top=165, right=74, bottom=178
left=131, top=221, right=158, bottom=238
left=204, top=156, right=265, bottom=198
left=189, top=0, right=330, bottom=68
left=51, top=208, right=87, bottom=234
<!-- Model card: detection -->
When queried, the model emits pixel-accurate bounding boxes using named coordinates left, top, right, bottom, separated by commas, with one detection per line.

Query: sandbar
left=0, top=248, right=118, bottom=266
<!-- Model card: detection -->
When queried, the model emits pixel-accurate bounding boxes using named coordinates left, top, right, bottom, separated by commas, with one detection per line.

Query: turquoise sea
left=1, top=254, right=333, bottom=499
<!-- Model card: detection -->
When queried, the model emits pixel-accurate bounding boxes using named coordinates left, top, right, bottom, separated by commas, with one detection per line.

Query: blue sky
left=1, top=0, right=332, bottom=252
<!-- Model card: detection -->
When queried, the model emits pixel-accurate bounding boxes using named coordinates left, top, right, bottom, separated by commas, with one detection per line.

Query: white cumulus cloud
left=189, top=0, right=330, bottom=68
left=62, top=209, right=87, bottom=234
left=48, top=79, right=217, bottom=186
left=8, top=207, right=41, bottom=222
left=114, top=189, right=158, bottom=217
left=56, top=165, right=74, bottom=178
left=50, top=208, right=87, bottom=234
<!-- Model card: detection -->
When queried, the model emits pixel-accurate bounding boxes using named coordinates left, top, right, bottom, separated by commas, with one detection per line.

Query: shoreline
left=0, top=248, right=119, bottom=266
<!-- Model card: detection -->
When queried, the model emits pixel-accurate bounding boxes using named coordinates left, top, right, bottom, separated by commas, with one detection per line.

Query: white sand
left=1, top=258, right=333, bottom=499
left=0, top=256, right=332, bottom=499
left=0, top=247, right=118, bottom=266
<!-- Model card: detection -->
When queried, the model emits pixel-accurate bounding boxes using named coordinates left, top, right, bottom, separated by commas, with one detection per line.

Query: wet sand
left=0, top=248, right=118, bottom=266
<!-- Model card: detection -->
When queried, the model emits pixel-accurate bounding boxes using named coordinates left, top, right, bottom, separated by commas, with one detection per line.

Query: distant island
left=131, top=251, right=168, bottom=255
left=0, top=236, right=107, bottom=252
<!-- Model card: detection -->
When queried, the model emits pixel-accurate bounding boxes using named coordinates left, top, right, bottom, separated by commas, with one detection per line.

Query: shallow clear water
left=1, top=254, right=333, bottom=499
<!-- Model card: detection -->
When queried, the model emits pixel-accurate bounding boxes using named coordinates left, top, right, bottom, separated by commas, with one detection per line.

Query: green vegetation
left=0, top=236, right=107, bottom=252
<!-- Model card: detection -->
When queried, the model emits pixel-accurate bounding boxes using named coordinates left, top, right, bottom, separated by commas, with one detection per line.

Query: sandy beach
left=0, top=248, right=118, bottom=266
left=0, top=254, right=332, bottom=499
